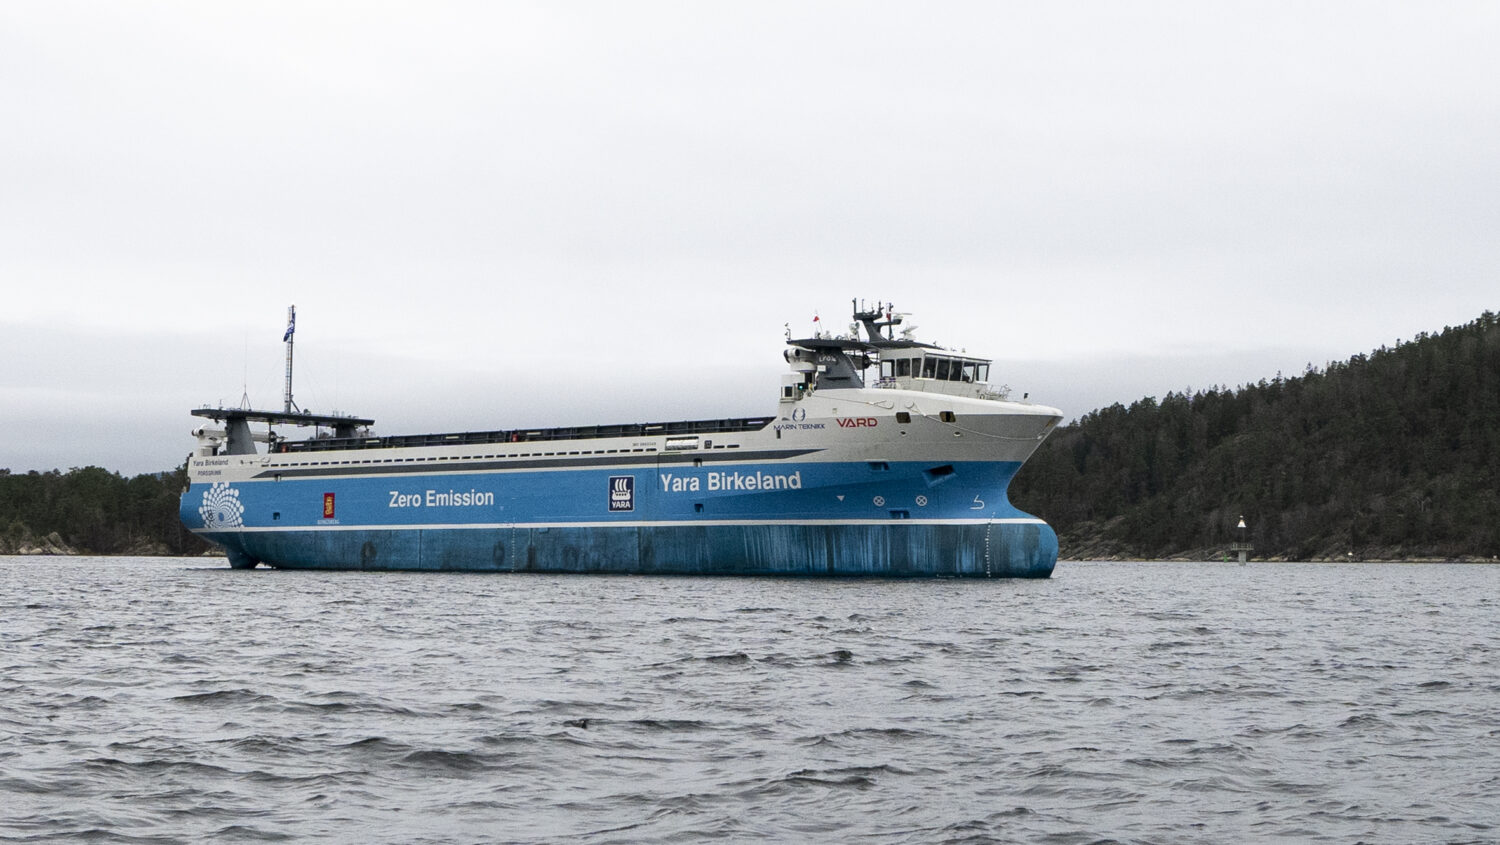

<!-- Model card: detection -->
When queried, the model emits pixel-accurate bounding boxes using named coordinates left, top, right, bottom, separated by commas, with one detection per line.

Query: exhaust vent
left=923, top=464, right=956, bottom=487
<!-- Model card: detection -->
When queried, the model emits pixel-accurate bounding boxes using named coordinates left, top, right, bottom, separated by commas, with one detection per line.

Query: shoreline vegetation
left=0, top=464, right=211, bottom=558
left=4, top=312, right=1497, bottom=564
left=1011, top=310, right=1499, bottom=562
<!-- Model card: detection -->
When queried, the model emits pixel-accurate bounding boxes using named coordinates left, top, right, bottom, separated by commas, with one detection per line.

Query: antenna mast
left=283, top=305, right=299, bottom=413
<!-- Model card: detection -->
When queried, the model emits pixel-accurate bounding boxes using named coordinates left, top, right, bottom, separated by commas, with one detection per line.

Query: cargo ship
left=180, top=302, right=1063, bottom=576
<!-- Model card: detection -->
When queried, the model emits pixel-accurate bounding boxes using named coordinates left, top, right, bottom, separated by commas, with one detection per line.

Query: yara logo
left=199, top=481, right=245, bottom=529
left=837, top=417, right=878, bottom=428
left=608, top=475, right=634, bottom=512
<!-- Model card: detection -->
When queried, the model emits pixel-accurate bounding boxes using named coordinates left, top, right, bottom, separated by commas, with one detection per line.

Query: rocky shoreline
left=0, top=531, right=220, bottom=557
left=0, top=531, right=77, bottom=556
left=1058, top=534, right=1499, bottom=563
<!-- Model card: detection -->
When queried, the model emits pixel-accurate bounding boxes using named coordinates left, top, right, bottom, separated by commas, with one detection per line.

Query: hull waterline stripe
left=195, top=517, right=1048, bottom=534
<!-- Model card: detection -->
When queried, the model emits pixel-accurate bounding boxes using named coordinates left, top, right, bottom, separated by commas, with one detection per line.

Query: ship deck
left=279, top=416, right=776, bottom=454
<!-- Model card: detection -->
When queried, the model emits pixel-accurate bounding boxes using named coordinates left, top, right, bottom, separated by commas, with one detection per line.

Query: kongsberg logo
left=608, top=476, right=634, bottom=512
left=199, top=482, right=245, bottom=529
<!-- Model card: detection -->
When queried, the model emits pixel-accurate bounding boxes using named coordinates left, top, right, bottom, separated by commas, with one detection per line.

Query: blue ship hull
left=182, top=459, right=1058, bottom=577
left=200, top=521, right=1056, bottom=577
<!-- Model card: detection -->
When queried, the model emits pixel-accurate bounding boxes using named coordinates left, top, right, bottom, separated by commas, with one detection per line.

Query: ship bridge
left=781, top=300, right=1009, bottom=401
left=870, top=347, right=1005, bottom=398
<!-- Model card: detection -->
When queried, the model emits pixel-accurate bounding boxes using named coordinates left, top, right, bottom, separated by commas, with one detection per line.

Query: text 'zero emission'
left=389, top=489, right=495, bottom=508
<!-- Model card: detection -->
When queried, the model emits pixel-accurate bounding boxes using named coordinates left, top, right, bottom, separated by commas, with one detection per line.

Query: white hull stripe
left=196, top=517, right=1048, bottom=534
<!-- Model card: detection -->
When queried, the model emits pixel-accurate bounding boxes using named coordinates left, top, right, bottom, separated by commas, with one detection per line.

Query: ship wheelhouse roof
left=784, top=333, right=996, bottom=392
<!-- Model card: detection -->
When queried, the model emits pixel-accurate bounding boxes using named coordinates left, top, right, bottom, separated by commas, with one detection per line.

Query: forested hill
left=1010, top=310, right=1500, bottom=561
left=0, top=465, right=209, bottom=556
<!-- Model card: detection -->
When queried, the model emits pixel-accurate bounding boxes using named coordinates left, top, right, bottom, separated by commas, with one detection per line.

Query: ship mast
left=283, top=305, right=299, bottom=413
left=852, top=299, right=902, bottom=341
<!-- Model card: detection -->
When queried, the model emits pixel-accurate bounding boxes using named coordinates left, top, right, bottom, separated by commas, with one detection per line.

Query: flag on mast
left=283, top=309, right=296, bottom=342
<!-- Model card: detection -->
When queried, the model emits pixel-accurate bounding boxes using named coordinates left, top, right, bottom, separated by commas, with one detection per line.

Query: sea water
left=2, top=556, right=1497, bottom=843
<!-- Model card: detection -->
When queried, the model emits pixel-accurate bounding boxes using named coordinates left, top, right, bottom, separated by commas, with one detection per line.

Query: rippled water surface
left=3, top=557, right=1499, bottom=843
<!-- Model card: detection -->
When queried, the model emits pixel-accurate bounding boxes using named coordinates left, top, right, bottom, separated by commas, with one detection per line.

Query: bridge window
left=922, top=357, right=937, bottom=379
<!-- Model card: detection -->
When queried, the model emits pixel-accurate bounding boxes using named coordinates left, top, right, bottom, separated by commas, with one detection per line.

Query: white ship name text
left=660, top=471, right=802, bottom=493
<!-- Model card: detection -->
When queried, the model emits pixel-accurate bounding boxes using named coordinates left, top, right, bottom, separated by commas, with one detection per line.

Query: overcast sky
left=3, top=2, right=1497, bottom=475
